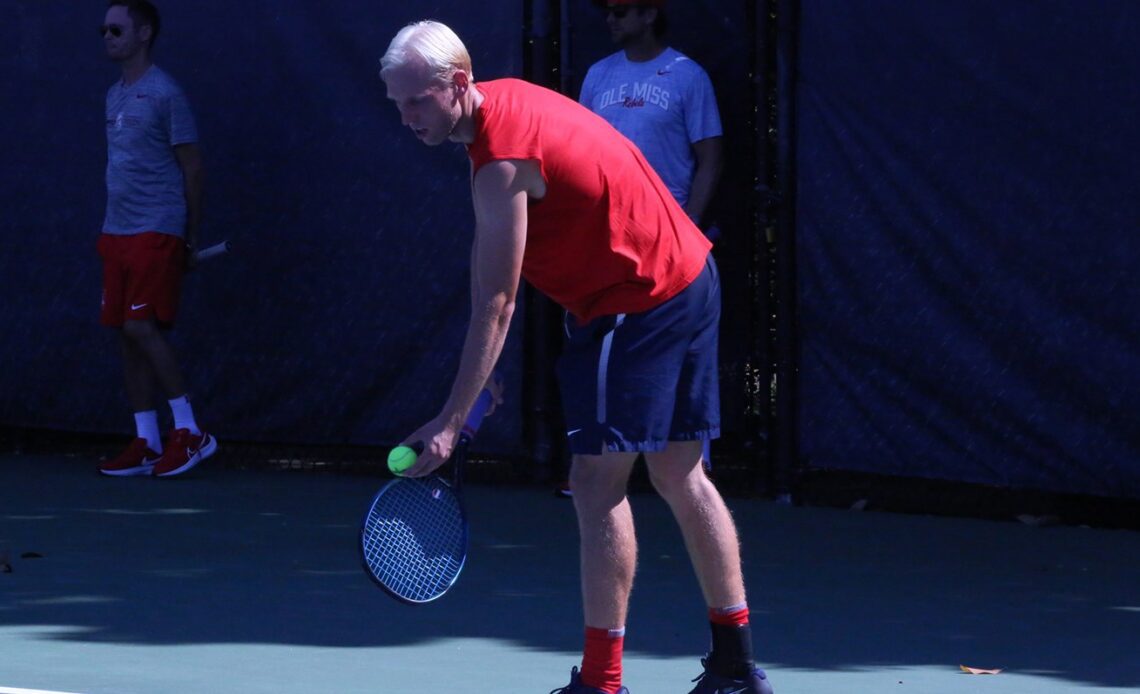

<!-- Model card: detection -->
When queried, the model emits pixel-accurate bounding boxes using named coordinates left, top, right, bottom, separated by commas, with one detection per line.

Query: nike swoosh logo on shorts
left=131, top=303, right=148, bottom=310
left=567, top=428, right=582, bottom=437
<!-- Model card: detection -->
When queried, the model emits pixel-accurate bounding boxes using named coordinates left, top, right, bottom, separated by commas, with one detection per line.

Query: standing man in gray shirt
left=97, top=0, right=217, bottom=478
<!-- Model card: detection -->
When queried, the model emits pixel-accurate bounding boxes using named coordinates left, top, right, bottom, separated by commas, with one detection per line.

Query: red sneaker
left=153, top=428, right=218, bottom=478
left=99, top=438, right=162, bottom=477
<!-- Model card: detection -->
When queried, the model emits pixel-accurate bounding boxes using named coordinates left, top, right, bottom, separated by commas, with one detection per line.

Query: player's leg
left=554, top=311, right=645, bottom=694
left=570, top=450, right=640, bottom=628
left=120, top=329, right=158, bottom=412
left=118, top=238, right=199, bottom=437
left=121, top=318, right=186, bottom=403
left=644, top=441, right=744, bottom=606
left=568, top=450, right=638, bottom=694
left=551, top=452, right=639, bottom=694
left=98, top=233, right=162, bottom=476
left=119, top=232, right=216, bottom=477
left=643, top=256, right=773, bottom=693
left=645, top=445, right=768, bottom=692
left=641, top=253, right=738, bottom=606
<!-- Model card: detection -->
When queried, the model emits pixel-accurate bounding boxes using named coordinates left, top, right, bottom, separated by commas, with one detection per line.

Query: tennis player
left=97, top=0, right=217, bottom=478
left=380, top=21, right=772, bottom=694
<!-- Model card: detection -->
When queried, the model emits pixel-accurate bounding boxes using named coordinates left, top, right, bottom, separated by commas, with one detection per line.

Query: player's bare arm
left=174, top=143, right=204, bottom=255
left=401, top=159, right=531, bottom=477
left=685, top=136, right=723, bottom=227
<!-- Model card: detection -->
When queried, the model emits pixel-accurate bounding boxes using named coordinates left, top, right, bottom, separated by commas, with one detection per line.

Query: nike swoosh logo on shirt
left=130, top=303, right=148, bottom=310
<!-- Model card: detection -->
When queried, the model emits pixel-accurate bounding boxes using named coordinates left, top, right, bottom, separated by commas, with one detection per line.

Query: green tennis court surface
left=2, top=453, right=1137, bottom=693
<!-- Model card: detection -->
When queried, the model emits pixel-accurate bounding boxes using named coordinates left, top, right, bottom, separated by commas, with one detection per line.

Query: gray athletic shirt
left=103, top=65, right=198, bottom=237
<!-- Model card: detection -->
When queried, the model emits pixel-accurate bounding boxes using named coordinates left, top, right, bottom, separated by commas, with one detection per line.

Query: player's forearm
left=182, top=168, right=204, bottom=245
left=685, top=138, right=724, bottom=227
left=444, top=293, right=515, bottom=431
left=685, top=163, right=721, bottom=227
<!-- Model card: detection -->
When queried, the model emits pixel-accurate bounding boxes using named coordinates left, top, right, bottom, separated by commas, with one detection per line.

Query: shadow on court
left=1, top=452, right=1138, bottom=693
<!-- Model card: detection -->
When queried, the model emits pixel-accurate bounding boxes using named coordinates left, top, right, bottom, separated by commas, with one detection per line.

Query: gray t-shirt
left=579, top=47, right=722, bottom=208
left=103, top=65, right=198, bottom=237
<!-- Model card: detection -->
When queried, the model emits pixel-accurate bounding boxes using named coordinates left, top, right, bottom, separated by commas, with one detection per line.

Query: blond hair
left=380, top=20, right=473, bottom=84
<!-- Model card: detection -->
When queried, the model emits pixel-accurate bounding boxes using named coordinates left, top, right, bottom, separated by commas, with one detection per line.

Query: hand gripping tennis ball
left=387, top=445, right=418, bottom=474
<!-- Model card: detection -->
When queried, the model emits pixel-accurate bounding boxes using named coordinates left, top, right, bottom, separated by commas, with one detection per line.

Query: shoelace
left=549, top=667, right=583, bottom=694
left=690, top=656, right=707, bottom=684
left=690, top=658, right=756, bottom=693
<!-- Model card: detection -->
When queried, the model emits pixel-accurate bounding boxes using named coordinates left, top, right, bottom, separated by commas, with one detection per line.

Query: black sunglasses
left=100, top=24, right=124, bottom=38
left=606, top=6, right=637, bottom=19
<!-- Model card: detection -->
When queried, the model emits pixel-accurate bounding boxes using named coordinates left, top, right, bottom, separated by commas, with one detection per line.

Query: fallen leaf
left=960, top=665, right=1003, bottom=675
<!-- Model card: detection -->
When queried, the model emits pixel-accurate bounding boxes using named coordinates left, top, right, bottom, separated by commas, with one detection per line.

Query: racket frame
left=359, top=387, right=492, bottom=604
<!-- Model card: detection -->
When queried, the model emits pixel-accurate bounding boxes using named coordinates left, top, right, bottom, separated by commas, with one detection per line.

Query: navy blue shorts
left=556, top=254, right=721, bottom=455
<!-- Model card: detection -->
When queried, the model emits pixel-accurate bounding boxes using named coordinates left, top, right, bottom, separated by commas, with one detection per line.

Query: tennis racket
left=359, top=385, right=495, bottom=604
left=193, top=240, right=230, bottom=263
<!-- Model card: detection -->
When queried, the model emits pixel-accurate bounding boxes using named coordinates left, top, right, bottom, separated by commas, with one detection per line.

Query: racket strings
left=362, top=478, right=466, bottom=602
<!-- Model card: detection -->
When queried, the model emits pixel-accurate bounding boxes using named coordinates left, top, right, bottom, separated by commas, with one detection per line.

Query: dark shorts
left=97, top=232, right=186, bottom=327
left=556, top=254, right=721, bottom=455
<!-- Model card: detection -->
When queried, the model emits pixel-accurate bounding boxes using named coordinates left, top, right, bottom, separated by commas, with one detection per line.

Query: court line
left=0, top=687, right=84, bottom=694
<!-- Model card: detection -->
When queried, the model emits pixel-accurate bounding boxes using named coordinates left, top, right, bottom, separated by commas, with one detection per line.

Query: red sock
left=709, top=604, right=750, bottom=627
left=581, top=626, right=624, bottom=694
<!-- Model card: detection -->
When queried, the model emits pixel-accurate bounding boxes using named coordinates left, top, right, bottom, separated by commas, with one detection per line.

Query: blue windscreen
left=795, top=1, right=1140, bottom=497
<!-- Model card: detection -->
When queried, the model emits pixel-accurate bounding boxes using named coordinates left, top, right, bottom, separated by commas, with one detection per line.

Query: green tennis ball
left=387, top=445, right=418, bottom=474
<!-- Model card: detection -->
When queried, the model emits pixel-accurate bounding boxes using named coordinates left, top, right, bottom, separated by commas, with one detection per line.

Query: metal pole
left=747, top=0, right=773, bottom=496
left=772, top=0, right=800, bottom=503
left=521, top=0, right=564, bottom=483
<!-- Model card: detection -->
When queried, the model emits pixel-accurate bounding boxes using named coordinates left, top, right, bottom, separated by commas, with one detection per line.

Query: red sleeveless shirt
left=467, top=79, right=710, bottom=323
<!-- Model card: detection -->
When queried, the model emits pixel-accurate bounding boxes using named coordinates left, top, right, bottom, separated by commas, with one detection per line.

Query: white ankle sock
left=168, top=395, right=201, bottom=435
left=134, top=411, right=162, bottom=452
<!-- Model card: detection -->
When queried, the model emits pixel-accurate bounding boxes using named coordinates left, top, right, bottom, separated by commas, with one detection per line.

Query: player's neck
left=449, top=83, right=484, bottom=144
left=622, top=35, right=666, bottom=63
left=119, top=54, right=153, bottom=87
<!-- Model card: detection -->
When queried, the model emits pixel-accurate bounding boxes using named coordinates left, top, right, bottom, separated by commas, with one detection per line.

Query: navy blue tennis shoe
left=549, top=666, right=629, bottom=694
left=688, top=658, right=774, bottom=694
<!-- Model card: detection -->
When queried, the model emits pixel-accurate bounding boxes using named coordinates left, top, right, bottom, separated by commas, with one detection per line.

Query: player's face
left=384, top=60, right=461, bottom=147
left=605, top=5, right=652, bottom=45
left=102, top=5, right=147, bottom=63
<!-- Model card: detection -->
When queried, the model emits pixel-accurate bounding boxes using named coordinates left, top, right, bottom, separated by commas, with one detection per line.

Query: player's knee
left=121, top=318, right=159, bottom=342
left=647, top=456, right=703, bottom=501
left=647, top=465, right=688, bottom=500
left=569, top=457, right=630, bottom=507
left=652, top=444, right=702, bottom=496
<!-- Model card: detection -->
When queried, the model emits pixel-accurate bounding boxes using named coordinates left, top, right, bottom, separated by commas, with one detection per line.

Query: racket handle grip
left=462, top=380, right=496, bottom=438
left=403, top=383, right=489, bottom=455
left=194, top=240, right=231, bottom=262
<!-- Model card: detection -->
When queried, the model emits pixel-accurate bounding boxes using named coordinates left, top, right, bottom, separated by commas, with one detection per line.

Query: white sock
left=134, top=411, right=162, bottom=452
left=168, top=395, right=201, bottom=435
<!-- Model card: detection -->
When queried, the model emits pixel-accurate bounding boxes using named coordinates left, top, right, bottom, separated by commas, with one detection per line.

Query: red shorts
left=97, top=232, right=186, bottom=327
